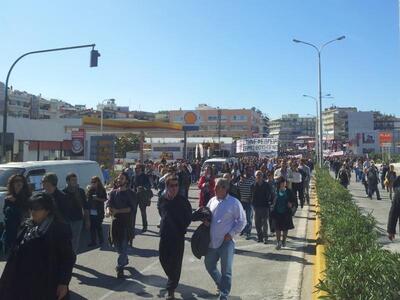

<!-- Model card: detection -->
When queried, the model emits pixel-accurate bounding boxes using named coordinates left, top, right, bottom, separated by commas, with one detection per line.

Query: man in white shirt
left=204, top=178, right=246, bottom=300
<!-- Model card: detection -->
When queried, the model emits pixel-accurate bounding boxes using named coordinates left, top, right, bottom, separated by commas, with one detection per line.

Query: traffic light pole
left=1, top=44, right=99, bottom=162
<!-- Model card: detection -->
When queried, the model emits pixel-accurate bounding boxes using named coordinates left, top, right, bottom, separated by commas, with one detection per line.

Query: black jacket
left=251, top=181, right=273, bottom=208
left=159, top=194, right=192, bottom=240
left=228, top=183, right=241, bottom=201
left=388, top=188, right=400, bottom=234
left=191, top=207, right=212, bottom=259
left=63, top=187, right=88, bottom=222
left=0, top=219, right=76, bottom=300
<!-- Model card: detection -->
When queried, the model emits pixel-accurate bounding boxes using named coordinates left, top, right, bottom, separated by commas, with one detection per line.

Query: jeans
left=241, top=202, right=253, bottom=235
left=132, top=201, right=148, bottom=231
left=115, top=234, right=129, bottom=270
left=254, top=207, right=269, bottom=240
left=69, top=220, right=83, bottom=253
left=205, top=240, right=235, bottom=300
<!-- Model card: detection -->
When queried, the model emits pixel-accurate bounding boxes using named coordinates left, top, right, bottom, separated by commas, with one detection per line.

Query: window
left=26, top=169, right=46, bottom=191
left=208, top=115, right=228, bottom=121
left=231, top=115, right=248, bottom=122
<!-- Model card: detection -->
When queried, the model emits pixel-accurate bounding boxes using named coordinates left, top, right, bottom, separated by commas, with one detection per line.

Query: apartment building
left=168, top=104, right=267, bottom=139
left=269, top=114, right=316, bottom=150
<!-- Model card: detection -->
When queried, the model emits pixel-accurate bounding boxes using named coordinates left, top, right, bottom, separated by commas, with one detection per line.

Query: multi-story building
left=168, top=104, right=267, bottom=139
left=0, top=82, right=71, bottom=119
left=322, top=106, right=357, bottom=143
left=269, top=114, right=315, bottom=150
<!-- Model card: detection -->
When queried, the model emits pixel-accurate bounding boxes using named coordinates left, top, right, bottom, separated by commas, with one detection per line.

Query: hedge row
left=315, top=169, right=400, bottom=299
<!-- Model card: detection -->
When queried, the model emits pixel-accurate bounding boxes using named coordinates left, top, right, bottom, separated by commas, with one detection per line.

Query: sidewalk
left=343, top=173, right=400, bottom=253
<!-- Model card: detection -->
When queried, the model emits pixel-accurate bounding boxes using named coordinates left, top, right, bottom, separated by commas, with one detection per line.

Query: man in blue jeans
left=107, top=173, right=136, bottom=278
left=204, top=178, right=246, bottom=300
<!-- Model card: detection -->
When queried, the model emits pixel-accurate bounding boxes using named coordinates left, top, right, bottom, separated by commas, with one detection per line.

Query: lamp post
left=303, top=94, right=333, bottom=164
left=293, top=36, right=345, bottom=167
left=100, top=99, right=112, bottom=135
left=1, top=44, right=100, bottom=162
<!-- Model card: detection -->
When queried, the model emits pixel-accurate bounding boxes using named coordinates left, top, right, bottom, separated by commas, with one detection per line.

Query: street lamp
left=303, top=94, right=333, bottom=163
left=1, top=44, right=100, bottom=162
left=100, top=99, right=113, bottom=135
left=293, top=36, right=345, bottom=167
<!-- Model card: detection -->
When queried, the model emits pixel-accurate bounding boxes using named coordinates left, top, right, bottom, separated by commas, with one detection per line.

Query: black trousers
left=254, top=207, right=269, bottom=239
left=159, top=236, right=185, bottom=291
left=132, top=201, right=148, bottom=231
left=292, top=182, right=304, bottom=207
left=90, top=215, right=104, bottom=243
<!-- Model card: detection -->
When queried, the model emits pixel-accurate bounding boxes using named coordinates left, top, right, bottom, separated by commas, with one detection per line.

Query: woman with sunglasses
left=1, top=174, right=31, bottom=256
left=87, top=176, right=107, bottom=247
left=0, top=192, right=75, bottom=300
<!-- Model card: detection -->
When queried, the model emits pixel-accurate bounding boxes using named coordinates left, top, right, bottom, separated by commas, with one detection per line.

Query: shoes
left=257, top=238, right=262, bottom=243
left=377, top=198, right=382, bottom=200
left=142, top=227, right=148, bottom=233
left=166, top=290, right=175, bottom=300
left=245, top=234, right=251, bottom=240
left=116, top=268, right=124, bottom=279
left=157, top=224, right=161, bottom=228
left=282, top=240, right=286, bottom=247
left=276, top=241, right=282, bottom=250
left=240, top=232, right=244, bottom=236
left=263, top=240, right=268, bottom=244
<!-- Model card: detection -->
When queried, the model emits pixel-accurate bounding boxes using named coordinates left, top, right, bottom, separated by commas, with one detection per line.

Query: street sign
left=182, top=111, right=199, bottom=131
left=379, top=132, right=393, bottom=146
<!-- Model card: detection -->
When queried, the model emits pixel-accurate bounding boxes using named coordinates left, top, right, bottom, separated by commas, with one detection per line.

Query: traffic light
left=90, top=49, right=100, bottom=67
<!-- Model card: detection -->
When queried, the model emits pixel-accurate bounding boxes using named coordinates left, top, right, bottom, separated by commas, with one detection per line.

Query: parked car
left=201, top=157, right=238, bottom=177
left=0, top=160, right=103, bottom=224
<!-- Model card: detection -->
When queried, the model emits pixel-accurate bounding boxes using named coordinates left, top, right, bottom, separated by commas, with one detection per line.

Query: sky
left=0, top=0, right=399, bottom=119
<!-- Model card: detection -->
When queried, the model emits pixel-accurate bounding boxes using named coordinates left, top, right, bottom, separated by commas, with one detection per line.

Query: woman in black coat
left=0, top=192, right=76, bottom=300
left=1, top=174, right=31, bottom=256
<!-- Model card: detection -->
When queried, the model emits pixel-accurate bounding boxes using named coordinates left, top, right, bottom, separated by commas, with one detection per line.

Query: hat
left=42, top=173, right=58, bottom=187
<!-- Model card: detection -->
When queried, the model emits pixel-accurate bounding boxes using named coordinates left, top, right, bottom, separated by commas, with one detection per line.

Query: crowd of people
left=0, top=156, right=315, bottom=300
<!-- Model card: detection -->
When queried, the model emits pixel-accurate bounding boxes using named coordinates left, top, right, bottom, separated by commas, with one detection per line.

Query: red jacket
left=197, top=176, right=216, bottom=207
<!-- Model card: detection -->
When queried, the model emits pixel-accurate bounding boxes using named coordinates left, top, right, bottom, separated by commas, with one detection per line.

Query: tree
left=115, top=133, right=140, bottom=158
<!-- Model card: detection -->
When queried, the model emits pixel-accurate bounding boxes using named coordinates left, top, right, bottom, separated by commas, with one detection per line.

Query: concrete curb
left=311, top=178, right=327, bottom=300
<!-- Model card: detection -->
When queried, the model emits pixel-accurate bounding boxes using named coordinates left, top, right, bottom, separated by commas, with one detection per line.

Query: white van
left=0, top=160, right=103, bottom=224
left=201, top=157, right=239, bottom=177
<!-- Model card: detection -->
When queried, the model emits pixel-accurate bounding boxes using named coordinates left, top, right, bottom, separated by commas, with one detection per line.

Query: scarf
left=20, top=215, right=54, bottom=245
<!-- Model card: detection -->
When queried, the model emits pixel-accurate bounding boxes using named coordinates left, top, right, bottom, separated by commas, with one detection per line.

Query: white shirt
left=207, top=194, right=246, bottom=249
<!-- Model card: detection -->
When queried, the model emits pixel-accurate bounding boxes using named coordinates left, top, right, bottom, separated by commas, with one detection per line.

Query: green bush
left=315, top=169, right=400, bottom=299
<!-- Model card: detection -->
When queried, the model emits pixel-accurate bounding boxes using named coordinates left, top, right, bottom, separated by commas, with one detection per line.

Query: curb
left=311, top=179, right=327, bottom=300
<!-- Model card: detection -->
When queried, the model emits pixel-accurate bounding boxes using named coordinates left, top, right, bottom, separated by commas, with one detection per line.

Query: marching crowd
left=0, top=157, right=314, bottom=300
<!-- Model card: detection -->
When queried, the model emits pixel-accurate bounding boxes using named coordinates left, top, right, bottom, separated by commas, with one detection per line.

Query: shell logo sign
left=184, top=112, right=198, bottom=124
left=183, top=111, right=200, bottom=131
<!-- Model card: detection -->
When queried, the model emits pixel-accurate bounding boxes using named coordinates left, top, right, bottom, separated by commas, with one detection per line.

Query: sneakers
left=276, top=241, right=282, bottom=250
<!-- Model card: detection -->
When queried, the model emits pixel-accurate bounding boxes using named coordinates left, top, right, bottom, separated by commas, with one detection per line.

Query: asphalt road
left=0, top=185, right=314, bottom=300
